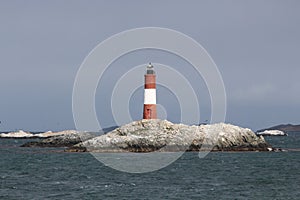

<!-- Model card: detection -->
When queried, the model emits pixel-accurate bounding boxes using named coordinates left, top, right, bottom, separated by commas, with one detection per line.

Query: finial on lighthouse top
left=146, top=63, right=155, bottom=74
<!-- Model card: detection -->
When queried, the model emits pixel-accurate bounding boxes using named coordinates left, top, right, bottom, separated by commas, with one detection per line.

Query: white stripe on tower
left=144, top=89, right=156, bottom=104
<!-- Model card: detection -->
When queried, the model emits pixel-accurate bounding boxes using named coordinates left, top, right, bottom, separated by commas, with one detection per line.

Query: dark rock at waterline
left=66, top=119, right=271, bottom=153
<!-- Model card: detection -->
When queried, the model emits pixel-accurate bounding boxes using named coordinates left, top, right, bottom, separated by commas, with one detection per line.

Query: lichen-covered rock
left=66, top=119, right=271, bottom=152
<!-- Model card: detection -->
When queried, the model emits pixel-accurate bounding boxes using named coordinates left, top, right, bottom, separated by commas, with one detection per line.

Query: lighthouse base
left=143, top=104, right=157, bottom=119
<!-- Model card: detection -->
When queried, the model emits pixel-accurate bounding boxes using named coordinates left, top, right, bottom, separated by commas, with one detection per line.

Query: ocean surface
left=0, top=132, right=299, bottom=199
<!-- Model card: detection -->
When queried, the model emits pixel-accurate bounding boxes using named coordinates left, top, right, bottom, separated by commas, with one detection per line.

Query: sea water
left=0, top=132, right=299, bottom=199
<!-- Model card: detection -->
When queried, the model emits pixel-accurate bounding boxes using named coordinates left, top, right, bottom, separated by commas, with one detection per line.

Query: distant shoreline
left=257, top=124, right=300, bottom=133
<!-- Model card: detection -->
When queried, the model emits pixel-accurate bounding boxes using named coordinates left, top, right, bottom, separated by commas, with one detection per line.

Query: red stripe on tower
left=143, top=63, right=157, bottom=119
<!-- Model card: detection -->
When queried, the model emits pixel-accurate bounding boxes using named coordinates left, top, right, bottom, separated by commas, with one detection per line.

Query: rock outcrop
left=1, top=130, right=80, bottom=138
left=21, top=131, right=97, bottom=148
left=256, top=130, right=288, bottom=136
left=0, top=130, right=34, bottom=138
left=66, top=119, right=271, bottom=152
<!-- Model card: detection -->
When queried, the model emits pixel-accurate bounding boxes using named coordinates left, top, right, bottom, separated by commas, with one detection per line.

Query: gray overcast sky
left=0, top=0, right=299, bottom=131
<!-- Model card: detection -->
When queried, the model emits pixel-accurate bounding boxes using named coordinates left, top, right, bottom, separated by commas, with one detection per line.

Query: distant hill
left=257, top=124, right=300, bottom=132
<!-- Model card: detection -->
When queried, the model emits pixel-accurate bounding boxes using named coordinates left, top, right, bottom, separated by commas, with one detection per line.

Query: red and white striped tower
left=143, top=63, right=157, bottom=119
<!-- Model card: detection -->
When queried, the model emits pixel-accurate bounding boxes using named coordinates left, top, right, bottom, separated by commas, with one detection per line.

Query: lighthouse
left=143, top=63, right=157, bottom=119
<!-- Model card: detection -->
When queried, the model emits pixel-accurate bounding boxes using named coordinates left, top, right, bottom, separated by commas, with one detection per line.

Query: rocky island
left=62, top=119, right=271, bottom=152
left=19, top=120, right=273, bottom=152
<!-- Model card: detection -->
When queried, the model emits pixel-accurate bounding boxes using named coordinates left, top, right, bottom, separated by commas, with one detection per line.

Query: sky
left=0, top=0, right=299, bottom=131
